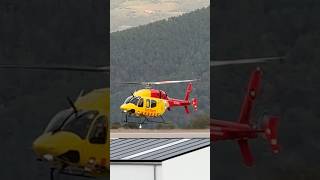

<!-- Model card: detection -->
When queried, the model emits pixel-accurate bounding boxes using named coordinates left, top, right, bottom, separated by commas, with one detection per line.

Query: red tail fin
left=238, top=67, right=262, bottom=124
left=184, top=83, right=198, bottom=113
left=184, top=83, right=192, bottom=101
left=238, top=140, right=254, bottom=167
left=263, top=116, right=280, bottom=154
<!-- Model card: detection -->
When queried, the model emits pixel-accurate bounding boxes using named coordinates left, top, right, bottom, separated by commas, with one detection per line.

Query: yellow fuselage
left=32, top=88, right=109, bottom=176
left=120, top=89, right=168, bottom=118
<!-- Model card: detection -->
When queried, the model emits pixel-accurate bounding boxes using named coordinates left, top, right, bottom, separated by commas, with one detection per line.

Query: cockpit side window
left=61, top=111, right=98, bottom=139
left=137, top=98, right=144, bottom=107
left=89, top=116, right=106, bottom=144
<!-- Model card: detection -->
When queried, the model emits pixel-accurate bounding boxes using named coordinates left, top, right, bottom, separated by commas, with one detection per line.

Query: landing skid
left=50, top=168, right=96, bottom=180
left=122, top=115, right=168, bottom=129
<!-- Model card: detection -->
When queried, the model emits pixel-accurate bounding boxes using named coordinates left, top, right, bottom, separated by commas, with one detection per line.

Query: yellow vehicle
left=33, top=88, right=109, bottom=179
left=0, top=65, right=109, bottom=180
left=120, top=80, right=199, bottom=128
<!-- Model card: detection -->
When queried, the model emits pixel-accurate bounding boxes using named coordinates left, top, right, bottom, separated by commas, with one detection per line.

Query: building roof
left=111, top=138, right=210, bottom=163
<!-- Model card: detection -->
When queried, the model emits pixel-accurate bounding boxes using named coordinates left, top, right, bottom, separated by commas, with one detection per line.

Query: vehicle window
left=151, top=100, right=157, bottom=108
left=137, top=98, right=144, bottom=107
left=62, top=111, right=98, bottom=139
left=129, top=96, right=140, bottom=105
left=146, top=99, right=150, bottom=108
left=124, top=96, right=133, bottom=104
left=89, top=116, right=106, bottom=144
left=45, top=108, right=73, bottom=133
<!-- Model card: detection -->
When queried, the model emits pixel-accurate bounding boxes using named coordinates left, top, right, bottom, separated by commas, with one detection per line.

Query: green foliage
left=187, top=113, right=210, bottom=129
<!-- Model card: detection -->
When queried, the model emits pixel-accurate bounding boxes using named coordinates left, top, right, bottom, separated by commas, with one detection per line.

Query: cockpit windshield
left=124, top=96, right=133, bottom=104
left=45, top=109, right=98, bottom=139
left=124, top=96, right=141, bottom=106
left=61, top=111, right=98, bottom=139
left=45, top=108, right=73, bottom=133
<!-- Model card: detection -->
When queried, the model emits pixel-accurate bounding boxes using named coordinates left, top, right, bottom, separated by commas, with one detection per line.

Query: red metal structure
left=211, top=67, right=280, bottom=166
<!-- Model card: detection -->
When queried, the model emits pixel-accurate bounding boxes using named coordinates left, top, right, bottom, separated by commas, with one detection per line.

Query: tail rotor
left=184, top=83, right=198, bottom=113
left=262, top=116, right=280, bottom=154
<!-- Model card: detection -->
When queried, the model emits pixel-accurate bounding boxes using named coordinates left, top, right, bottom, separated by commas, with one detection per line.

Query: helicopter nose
left=120, top=104, right=128, bottom=112
left=32, top=134, right=57, bottom=159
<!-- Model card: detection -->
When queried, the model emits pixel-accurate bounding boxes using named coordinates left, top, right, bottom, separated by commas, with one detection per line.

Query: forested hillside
left=0, top=1, right=107, bottom=179
left=111, top=7, right=210, bottom=128
left=212, top=0, right=320, bottom=179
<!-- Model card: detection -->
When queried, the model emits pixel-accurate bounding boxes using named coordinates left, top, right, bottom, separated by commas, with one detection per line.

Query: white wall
left=161, top=147, right=210, bottom=180
left=111, top=164, right=162, bottom=180
left=111, top=147, right=210, bottom=180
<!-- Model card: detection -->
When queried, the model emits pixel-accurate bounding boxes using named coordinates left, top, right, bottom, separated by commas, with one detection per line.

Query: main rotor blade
left=0, top=65, right=109, bottom=72
left=147, top=79, right=199, bottom=85
left=120, top=79, right=199, bottom=86
left=119, top=82, right=144, bottom=85
left=211, top=57, right=285, bottom=67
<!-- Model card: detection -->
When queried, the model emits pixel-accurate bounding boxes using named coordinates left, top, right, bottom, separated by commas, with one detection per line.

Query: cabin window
left=151, top=100, right=157, bottom=108
left=89, top=116, right=106, bottom=144
left=146, top=99, right=150, bottom=108
left=61, top=111, right=98, bottom=139
left=137, top=98, right=144, bottom=107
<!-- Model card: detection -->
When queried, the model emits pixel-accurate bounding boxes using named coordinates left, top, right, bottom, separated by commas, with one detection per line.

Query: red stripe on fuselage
left=150, top=89, right=168, bottom=99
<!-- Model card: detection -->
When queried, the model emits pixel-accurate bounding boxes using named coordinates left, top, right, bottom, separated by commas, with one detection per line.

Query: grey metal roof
left=111, top=138, right=210, bottom=162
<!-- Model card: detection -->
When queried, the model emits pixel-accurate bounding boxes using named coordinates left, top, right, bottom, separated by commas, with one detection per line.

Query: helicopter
left=211, top=67, right=280, bottom=166
left=119, top=80, right=199, bottom=128
left=0, top=65, right=109, bottom=180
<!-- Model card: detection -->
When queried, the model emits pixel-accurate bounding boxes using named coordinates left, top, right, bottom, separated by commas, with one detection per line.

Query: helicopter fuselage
left=32, top=88, right=109, bottom=177
left=120, top=83, right=198, bottom=119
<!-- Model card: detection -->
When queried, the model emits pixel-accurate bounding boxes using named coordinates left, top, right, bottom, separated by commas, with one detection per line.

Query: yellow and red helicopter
left=0, top=65, right=109, bottom=180
left=119, top=80, right=198, bottom=128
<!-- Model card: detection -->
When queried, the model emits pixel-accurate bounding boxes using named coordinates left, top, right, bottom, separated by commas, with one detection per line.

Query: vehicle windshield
left=61, top=111, right=98, bottom=139
left=124, top=96, right=133, bottom=104
left=45, top=109, right=98, bottom=139
left=124, top=96, right=142, bottom=106
left=45, top=108, right=73, bottom=133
